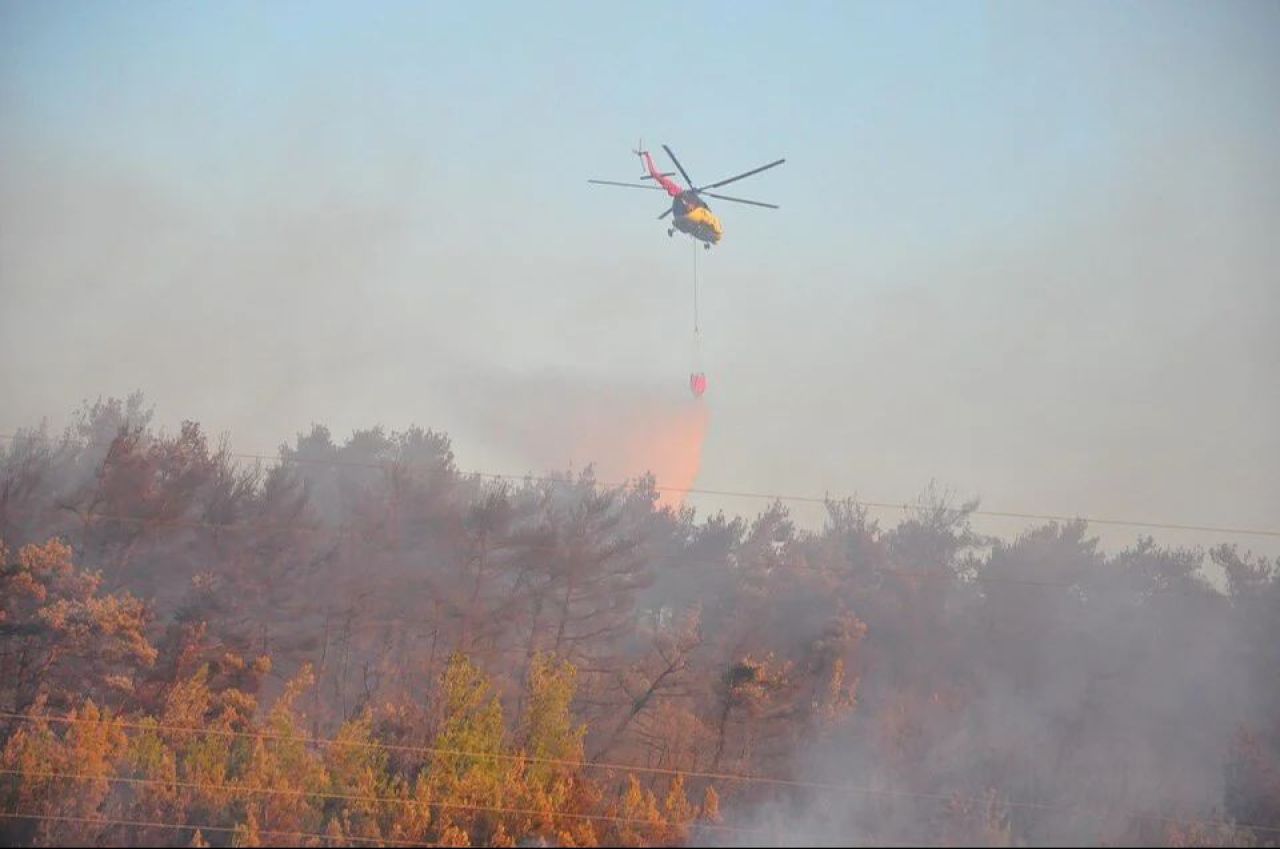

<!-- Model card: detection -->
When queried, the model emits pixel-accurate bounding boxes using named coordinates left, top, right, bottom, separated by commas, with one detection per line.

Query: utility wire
left=0, top=809, right=428, bottom=846
left=0, top=807, right=935, bottom=848
left=1, top=432, right=1276, bottom=539
left=0, top=768, right=753, bottom=836
left=0, top=504, right=1233, bottom=595
left=2, top=712, right=1276, bottom=837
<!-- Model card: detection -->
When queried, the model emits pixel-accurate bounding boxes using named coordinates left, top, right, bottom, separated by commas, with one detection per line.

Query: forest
left=1, top=394, right=1277, bottom=847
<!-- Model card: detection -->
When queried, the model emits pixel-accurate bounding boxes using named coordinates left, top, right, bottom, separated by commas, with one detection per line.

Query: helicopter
left=589, top=144, right=784, bottom=249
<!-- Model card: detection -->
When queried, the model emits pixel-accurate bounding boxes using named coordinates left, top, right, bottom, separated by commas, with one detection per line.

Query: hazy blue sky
left=2, top=1, right=1277, bottom=551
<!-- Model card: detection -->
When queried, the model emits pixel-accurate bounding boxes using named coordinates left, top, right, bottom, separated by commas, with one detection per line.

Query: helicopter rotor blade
left=698, top=191, right=779, bottom=209
left=588, top=179, right=665, bottom=191
left=696, top=158, right=786, bottom=191
left=661, top=145, right=696, bottom=189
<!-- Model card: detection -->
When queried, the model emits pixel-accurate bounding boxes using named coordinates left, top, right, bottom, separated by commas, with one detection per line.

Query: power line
left=2, top=431, right=1276, bottom=539
left=0, top=709, right=871, bottom=792
left=0, top=806, right=933, bottom=848
left=0, top=768, right=752, bottom=837
left=3, top=711, right=1276, bottom=837
left=0, top=809, right=427, bottom=846
left=0, top=504, right=1228, bottom=596
left=5, top=505, right=328, bottom=536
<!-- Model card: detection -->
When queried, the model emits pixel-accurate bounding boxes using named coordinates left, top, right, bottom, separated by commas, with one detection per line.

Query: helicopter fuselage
left=671, top=193, right=723, bottom=245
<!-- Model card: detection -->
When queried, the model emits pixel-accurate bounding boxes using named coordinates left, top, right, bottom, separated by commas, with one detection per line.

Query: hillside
left=1, top=395, right=1277, bottom=846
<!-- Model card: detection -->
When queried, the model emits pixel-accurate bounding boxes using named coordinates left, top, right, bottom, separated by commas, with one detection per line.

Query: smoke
left=699, top=519, right=1277, bottom=847
left=435, top=363, right=711, bottom=509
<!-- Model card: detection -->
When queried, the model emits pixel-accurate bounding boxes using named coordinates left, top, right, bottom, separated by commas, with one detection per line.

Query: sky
left=2, top=0, right=1278, bottom=553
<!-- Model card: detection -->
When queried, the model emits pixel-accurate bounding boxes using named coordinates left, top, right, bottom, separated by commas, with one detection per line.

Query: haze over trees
left=1, top=394, right=1277, bottom=846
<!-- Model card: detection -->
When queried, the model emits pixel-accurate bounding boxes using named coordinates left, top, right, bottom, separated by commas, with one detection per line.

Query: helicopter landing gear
left=703, top=243, right=711, bottom=250
left=668, top=228, right=675, bottom=238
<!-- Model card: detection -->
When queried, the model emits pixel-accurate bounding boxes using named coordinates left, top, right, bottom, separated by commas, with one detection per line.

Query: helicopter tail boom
left=639, top=149, right=684, bottom=198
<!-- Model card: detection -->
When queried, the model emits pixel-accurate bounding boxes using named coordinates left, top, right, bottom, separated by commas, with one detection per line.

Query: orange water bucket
left=689, top=372, right=707, bottom=399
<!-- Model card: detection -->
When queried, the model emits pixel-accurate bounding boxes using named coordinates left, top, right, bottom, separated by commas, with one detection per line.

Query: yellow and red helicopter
left=589, top=144, right=784, bottom=249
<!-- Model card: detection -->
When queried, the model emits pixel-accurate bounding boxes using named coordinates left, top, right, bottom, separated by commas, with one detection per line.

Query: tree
left=428, top=653, right=508, bottom=844
left=517, top=652, right=585, bottom=842
left=0, top=538, right=155, bottom=715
